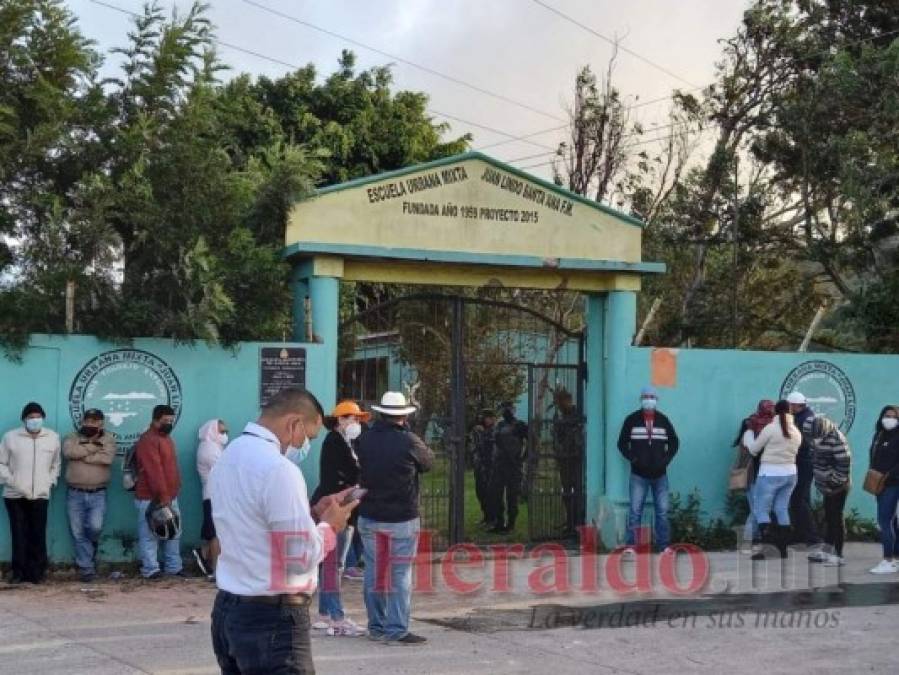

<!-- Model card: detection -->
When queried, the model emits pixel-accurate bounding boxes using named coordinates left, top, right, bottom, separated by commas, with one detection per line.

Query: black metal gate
left=338, top=291, right=585, bottom=548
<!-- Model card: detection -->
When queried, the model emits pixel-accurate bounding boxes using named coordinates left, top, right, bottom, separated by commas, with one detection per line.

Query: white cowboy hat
left=371, top=391, right=417, bottom=416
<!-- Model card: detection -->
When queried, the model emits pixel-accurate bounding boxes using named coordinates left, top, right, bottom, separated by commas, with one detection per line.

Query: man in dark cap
left=63, top=409, right=117, bottom=582
left=489, top=402, right=528, bottom=534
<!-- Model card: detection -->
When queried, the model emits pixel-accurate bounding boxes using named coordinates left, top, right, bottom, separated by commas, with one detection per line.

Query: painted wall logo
left=69, top=349, right=183, bottom=448
left=780, top=361, right=856, bottom=431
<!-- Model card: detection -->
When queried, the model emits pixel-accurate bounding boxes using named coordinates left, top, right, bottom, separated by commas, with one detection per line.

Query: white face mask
left=219, top=433, right=229, bottom=447
left=345, top=422, right=363, bottom=441
left=641, top=398, right=658, bottom=411
left=287, top=436, right=311, bottom=464
left=882, top=418, right=898, bottom=431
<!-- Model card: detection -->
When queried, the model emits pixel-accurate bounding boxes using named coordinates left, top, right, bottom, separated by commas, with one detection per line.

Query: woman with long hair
left=808, top=416, right=851, bottom=566
left=868, top=405, right=899, bottom=574
left=748, top=400, right=802, bottom=558
left=734, top=400, right=775, bottom=550
left=310, top=400, right=370, bottom=636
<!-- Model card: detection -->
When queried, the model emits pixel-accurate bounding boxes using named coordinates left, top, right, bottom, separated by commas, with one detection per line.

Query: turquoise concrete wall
left=608, top=347, right=898, bottom=530
left=0, top=335, right=331, bottom=564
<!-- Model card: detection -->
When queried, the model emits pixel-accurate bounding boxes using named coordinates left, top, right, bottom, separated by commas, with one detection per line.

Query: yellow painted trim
left=342, top=260, right=641, bottom=292
left=312, top=255, right=344, bottom=278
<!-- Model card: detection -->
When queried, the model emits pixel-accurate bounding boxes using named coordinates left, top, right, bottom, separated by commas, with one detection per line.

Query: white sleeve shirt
left=210, top=422, right=335, bottom=596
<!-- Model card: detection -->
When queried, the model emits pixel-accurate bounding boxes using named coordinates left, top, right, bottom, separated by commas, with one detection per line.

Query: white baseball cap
left=786, top=392, right=807, bottom=405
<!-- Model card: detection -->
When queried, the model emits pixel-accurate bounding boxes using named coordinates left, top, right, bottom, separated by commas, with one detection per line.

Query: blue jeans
left=626, top=473, right=670, bottom=551
left=876, top=486, right=899, bottom=558
left=211, top=591, right=313, bottom=674
left=135, top=498, right=182, bottom=577
left=67, top=488, right=107, bottom=575
left=318, top=526, right=352, bottom=620
left=358, top=516, right=419, bottom=641
left=345, top=527, right=364, bottom=569
left=753, top=474, right=797, bottom=526
left=744, top=482, right=759, bottom=542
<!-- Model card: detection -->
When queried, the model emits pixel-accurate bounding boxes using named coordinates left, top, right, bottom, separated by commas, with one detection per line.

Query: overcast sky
left=66, top=0, right=749, bottom=180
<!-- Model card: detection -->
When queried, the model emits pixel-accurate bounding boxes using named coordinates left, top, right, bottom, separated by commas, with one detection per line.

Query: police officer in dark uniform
left=489, top=402, right=528, bottom=534
left=470, top=409, right=497, bottom=527
left=552, top=390, right=584, bottom=536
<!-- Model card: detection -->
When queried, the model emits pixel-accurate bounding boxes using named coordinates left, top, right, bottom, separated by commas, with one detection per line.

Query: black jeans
left=474, top=462, right=493, bottom=522
left=211, top=591, right=315, bottom=674
left=823, top=490, right=848, bottom=557
left=788, top=457, right=821, bottom=544
left=4, top=498, right=49, bottom=583
left=489, top=463, right=521, bottom=528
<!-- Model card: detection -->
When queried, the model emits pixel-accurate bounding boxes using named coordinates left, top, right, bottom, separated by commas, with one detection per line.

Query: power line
left=241, top=0, right=565, bottom=122
left=515, top=130, right=696, bottom=171
left=88, top=0, right=557, bottom=151
left=500, top=121, right=683, bottom=162
left=527, top=0, right=699, bottom=88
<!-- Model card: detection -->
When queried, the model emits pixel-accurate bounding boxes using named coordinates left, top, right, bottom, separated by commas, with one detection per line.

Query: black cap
left=83, top=408, right=105, bottom=421
left=21, top=402, right=46, bottom=420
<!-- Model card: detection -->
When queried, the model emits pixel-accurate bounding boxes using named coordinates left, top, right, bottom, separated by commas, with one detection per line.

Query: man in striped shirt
left=617, top=386, right=680, bottom=555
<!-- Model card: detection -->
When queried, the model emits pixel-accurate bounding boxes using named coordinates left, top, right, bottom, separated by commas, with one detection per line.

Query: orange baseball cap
left=330, top=400, right=371, bottom=421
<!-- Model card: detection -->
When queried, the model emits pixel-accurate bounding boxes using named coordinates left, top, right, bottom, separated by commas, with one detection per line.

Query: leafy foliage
left=0, top=2, right=469, bottom=355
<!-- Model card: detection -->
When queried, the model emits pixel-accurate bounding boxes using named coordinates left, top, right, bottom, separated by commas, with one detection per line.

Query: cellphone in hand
left=340, top=487, right=367, bottom=506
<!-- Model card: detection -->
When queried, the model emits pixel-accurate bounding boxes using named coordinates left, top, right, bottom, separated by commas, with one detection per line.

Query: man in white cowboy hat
left=355, top=391, right=434, bottom=646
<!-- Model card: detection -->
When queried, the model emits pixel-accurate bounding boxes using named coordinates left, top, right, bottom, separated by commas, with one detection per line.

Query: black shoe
left=145, top=570, right=163, bottom=580
left=192, top=548, right=210, bottom=576
left=388, top=633, right=427, bottom=646
left=80, top=572, right=96, bottom=583
left=489, top=524, right=507, bottom=533
left=167, top=570, right=189, bottom=579
left=6, top=574, right=24, bottom=585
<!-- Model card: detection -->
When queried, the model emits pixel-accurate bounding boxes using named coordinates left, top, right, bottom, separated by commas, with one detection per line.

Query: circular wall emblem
left=780, top=360, right=856, bottom=432
left=69, top=349, right=183, bottom=448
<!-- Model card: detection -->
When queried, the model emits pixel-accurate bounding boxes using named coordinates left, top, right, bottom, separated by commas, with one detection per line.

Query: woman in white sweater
left=748, top=399, right=802, bottom=558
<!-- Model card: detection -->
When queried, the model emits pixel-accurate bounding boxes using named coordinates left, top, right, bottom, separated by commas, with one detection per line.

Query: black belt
left=68, top=486, right=106, bottom=494
left=223, top=590, right=311, bottom=607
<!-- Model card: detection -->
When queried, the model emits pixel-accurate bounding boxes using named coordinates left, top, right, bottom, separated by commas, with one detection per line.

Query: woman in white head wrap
left=193, top=418, right=228, bottom=579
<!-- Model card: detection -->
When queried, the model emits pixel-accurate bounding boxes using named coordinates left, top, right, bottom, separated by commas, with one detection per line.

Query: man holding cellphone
left=209, top=388, right=358, bottom=673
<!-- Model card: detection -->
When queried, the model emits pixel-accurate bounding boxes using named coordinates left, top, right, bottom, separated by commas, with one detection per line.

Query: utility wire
left=89, top=0, right=557, bottom=151
left=242, top=0, right=565, bottom=122
left=527, top=0, right=699, bottom=88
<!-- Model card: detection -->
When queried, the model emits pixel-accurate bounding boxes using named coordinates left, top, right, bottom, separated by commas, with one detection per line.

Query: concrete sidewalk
left=0, top=543, right=896, bottom=674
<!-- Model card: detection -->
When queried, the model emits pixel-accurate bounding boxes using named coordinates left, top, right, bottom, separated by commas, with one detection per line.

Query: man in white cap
left=356, top=391, right=434, bottom=646
left=787, top=391, right=822, bottom=547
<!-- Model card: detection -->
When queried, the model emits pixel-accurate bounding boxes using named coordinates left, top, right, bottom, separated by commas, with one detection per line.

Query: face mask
left=158, top=423, right=173, bottom=435
left=287, top=437, right=311, bottom=464
left=502, top=410, right=514, bottom=422
left=345, top=422, right=362, bottom=441
left=25, top=418, right=43, bottom=433
left=883, top=418, right=899, bottom=431
left=219, top=433, right=229, bottom=446
left=80, top=426, right=99, bottom=438
left=641, top=398, right=658, bottom=411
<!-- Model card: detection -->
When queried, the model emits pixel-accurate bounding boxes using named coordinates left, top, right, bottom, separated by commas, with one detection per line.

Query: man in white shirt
left=209, top=388, right=357, bottom=674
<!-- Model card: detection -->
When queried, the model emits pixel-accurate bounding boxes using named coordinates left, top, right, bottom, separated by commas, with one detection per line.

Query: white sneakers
left=807, top=550, right=830, bottom=563
left=822, top=554, right=845, bottom=567
left=327, top=618, right=366, bottom=637
left=313, top=615, right=366, bottom=637
left=869, top=559, right=898, bottom=575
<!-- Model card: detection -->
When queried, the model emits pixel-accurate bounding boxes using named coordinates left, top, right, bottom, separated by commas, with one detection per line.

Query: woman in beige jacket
left=0, top=402, right=61, bottom=584
left=748, top=399, right=801, bottom=558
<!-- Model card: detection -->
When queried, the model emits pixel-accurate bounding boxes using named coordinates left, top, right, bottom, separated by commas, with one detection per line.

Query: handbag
left=863, top=469, right=888, bottom=496
left=864, top=433, right=891, bottom=496
left=728, top=446, right=751, bottom=491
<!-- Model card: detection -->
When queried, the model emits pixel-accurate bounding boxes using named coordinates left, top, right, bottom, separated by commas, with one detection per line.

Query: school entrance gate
left=285, top=151, right=665, bottom=547
left=338, top=290, right=586, bottom=547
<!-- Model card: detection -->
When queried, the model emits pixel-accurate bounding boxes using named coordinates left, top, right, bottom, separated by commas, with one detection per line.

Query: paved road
left=1, top=543, right=896, bottom=674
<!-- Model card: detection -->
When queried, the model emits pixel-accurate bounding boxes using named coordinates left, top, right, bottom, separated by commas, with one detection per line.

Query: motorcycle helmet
left=145, top=501, right=182, bottom=540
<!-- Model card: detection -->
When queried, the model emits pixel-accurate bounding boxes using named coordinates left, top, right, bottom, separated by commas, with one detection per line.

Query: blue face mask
left=25, top=417, right=43, bottom=433
left=286, top=436, right=311, bottom=464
